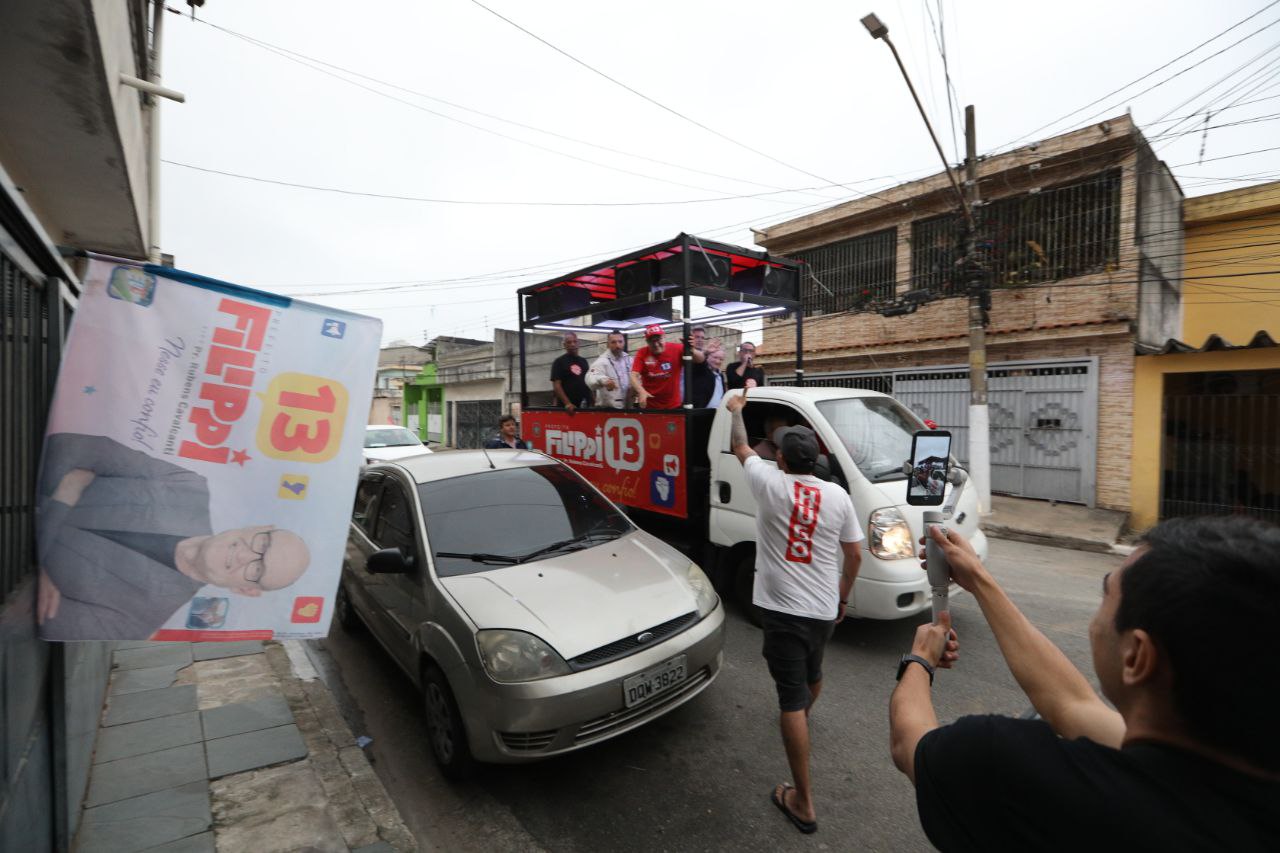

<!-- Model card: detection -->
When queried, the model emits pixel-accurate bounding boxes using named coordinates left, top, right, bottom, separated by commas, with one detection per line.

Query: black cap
left=773, top=425, right=819, bottom=473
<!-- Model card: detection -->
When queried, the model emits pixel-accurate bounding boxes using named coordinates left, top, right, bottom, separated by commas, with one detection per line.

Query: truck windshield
left=815, top=397, right=924, bottom=482
left=418, top=463, right=632, bottom=577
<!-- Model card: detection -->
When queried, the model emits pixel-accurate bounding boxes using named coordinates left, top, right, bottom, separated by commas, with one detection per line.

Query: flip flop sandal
left=771, top=783, right=817, bottom=834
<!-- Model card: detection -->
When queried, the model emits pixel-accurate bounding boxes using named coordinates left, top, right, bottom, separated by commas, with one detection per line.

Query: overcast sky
left=159, top=0, right=1280, bottom=346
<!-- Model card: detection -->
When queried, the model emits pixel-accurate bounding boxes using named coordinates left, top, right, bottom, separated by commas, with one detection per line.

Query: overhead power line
left=995, top=0, right=1280, bottom=152
left=182, top=14, right=844, bottom=202
left=177, top=14, right=795, bottom=200
left=163, top=159, right=867, bottom=207
left=463, top=0, right=888, bottom=202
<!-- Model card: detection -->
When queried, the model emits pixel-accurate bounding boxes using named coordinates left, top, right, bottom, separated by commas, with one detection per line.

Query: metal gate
left=1161, top=370, right=1280, bottom=524
left=453, top=399, right=502, bottom=449
left=792, top=358, right=1098, bottom=505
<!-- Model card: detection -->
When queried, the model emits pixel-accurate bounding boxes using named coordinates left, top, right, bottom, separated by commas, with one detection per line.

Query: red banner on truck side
left=523, top=410, right=687, bottom=518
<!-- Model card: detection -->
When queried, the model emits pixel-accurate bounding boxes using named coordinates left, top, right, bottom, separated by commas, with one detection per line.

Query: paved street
left=306, top=539, right=1123, bottom=852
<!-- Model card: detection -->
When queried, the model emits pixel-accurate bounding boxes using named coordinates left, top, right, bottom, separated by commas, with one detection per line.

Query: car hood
left=437, top=531, right=698, bottom=660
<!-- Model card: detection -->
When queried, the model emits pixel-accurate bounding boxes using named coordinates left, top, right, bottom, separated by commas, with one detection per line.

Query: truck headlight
left=868, top=507, right=915, bottom=560
left=476, top=630, right=570, bottom=683
left=687, top=563, right=719, bottom=618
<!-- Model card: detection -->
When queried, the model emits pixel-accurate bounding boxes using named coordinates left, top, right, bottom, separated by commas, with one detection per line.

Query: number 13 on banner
left=256, top=372, right=350, bottom=463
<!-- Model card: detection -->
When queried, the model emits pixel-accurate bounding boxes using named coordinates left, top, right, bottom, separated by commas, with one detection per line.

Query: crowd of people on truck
left=550, top=327, right=765, bottom=411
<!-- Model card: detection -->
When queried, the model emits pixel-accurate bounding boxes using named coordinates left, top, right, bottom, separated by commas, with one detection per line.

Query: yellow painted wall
left=1182, top=184, right=1280, bottom=344
left=1131, top=182, right=1280, bottom=530
left=1131, top=348, right=1280, bottom=531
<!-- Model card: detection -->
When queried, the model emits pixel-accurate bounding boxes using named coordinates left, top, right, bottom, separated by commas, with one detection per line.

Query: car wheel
left=733, top=555, right=764, bottom=628
left=422, top=665, right=475, bottom=780
left=334, top=582, right=361, bottom=632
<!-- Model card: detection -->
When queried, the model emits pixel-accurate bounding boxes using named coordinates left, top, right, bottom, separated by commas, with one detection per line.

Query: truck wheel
left=733, top=556, right=764, bottom=628
left=422, top=665, right=476, bottom=780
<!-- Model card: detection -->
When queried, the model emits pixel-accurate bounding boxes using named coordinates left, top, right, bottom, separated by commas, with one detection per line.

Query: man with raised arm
left=890, top=517, right=1279, bottom=850
left=724, top=389, right=863, bottom=834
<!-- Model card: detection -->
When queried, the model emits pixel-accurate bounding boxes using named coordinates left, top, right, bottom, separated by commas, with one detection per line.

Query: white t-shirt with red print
left=744, top=456, right=864, bottom=620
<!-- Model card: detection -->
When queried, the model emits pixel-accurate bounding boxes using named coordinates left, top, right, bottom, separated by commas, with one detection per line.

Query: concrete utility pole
left=863, top=13, right=991, bottom=514
left=964, top=106, right=991, bottom=514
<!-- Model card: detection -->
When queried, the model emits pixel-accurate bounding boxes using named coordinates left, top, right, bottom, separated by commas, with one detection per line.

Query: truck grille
left=567, top=612, right=698, bottom=671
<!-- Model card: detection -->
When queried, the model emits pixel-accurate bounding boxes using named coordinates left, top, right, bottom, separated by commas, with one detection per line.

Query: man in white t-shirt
left=724, top=389, right=864, bottom=835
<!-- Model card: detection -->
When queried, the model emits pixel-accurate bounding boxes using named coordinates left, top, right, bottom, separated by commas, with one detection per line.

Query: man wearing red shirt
left=631, top=324, right=703, bottom=409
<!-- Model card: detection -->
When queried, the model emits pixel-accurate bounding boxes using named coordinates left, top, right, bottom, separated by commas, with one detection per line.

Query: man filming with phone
left=727, top=341, right=766, bottom=390
left=889, top=516, right=1279, bottom=850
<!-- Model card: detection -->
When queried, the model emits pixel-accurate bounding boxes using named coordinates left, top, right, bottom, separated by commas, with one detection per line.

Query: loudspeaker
left=532, top=285, right=591, bottom=320
left=730, top=264, right=798, bottom=300
left=592, top=298, right=673, bottom=327
left=658, top=250, right=732, bottom=290
left=614, top=259, right=659, bottom=298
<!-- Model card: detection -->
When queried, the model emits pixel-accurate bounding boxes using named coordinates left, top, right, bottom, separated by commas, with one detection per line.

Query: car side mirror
left=368, top=547, right=413, bottom=574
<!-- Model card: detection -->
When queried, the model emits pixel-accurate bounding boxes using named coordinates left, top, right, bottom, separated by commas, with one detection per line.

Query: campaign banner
left=523, top=409, right=687, bottom=518
left=36, top=260, right=380, bottom=641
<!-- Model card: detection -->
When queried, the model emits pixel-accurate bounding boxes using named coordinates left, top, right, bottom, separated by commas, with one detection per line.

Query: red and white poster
left=523, top=410, right=688, bottom=518
left=35, top=260, right=380, bottom=642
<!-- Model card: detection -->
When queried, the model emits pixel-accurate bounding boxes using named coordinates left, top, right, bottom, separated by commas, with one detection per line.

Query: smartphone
left=906, top=429, right=952, bottom=506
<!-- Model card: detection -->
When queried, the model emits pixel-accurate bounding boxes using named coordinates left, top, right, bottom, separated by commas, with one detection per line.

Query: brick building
left=754, top=115, right=1183, bottom=513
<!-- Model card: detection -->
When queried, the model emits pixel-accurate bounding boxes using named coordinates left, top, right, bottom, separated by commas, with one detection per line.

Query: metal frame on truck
left=515, top=233, right=804, bottom=528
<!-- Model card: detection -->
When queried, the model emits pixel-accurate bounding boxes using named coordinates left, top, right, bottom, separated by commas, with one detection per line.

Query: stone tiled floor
left=77, top=640, right=310, bottom=853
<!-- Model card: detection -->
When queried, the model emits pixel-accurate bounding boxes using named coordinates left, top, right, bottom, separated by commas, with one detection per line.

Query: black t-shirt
left=726, top=361, right=765, bottom=389
left=914, top=715, right=1279, bottom=852
left=550, top=353, right=591, bottom=407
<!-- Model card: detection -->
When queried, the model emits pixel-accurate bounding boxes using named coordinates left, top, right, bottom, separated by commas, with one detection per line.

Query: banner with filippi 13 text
left=36, top=260, right=381, bottom=641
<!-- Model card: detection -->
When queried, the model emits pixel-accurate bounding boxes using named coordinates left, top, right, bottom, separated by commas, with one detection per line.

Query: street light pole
left=859, top=14, right=971, bottom=229
left=862, top=12, right=991, bottom=514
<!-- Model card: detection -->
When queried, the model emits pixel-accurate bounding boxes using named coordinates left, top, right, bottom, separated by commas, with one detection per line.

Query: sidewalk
left=984, top=494, right=1129, bottom=554
left=75, top=639, right=416, bottom=853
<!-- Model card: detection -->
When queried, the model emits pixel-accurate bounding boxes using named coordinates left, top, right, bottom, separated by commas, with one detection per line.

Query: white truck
left=703, top=385, right=986, bottom=621
left=514, top=233, right=986, bottom=620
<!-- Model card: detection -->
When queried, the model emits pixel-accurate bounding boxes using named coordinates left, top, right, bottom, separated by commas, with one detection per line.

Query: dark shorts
left=760, top=609, right=837, bottom=712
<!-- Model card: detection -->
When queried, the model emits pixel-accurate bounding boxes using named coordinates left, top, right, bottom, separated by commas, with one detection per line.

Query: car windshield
left=365, top=428, right=421, bottom=448
left=816, top=396, right=925, bottom=482
left=418, top=463, right=632, bottom=577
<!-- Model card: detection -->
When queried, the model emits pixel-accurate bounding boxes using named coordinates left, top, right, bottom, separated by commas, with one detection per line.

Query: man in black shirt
left=889, top=516, right=1279, bottom=851
left=727, top=340, right=766, bottom=390
left=549, top=332, right=592, bottom=412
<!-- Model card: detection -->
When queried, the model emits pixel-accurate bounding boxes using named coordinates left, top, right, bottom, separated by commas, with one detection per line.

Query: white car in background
left=364, top=425, right=432, bottom=463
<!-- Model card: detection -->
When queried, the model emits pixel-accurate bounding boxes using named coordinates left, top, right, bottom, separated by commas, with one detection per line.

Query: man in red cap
left=630, top=324, right=704, bottom=409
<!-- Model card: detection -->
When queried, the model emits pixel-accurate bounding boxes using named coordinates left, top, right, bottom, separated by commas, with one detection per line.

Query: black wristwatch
left=896, top=653, right=935, bottom=685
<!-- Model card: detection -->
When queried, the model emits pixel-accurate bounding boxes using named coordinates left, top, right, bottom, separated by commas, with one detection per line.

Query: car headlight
left=476, top=630, right=571, bottom=683
left=868, top=507, right=915, bottom=560
left=686, top=563, right=719, bottom=618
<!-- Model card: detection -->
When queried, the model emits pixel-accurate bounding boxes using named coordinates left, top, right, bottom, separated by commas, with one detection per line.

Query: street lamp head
left=861, top=13, right=888, bottom=39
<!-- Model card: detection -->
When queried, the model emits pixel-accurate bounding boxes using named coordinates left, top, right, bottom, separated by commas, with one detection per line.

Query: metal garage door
left=793, top=358, right=1098, bottom=506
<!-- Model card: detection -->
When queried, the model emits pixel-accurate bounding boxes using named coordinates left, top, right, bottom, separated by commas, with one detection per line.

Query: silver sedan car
left=337, top=449, right=724, bottom=777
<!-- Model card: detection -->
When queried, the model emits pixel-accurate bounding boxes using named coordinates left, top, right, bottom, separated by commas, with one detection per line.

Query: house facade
left=1130, top=180, right=1280, bottom=530
left=755, top=115, right=1183, bottom=514
left=1, top=1, right=157, bottom=847
left=368, top=342, right=429, bottom=426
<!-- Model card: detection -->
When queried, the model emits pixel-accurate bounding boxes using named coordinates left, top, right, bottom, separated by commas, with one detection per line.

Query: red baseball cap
left=644, top=324, right=665, bottom=338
